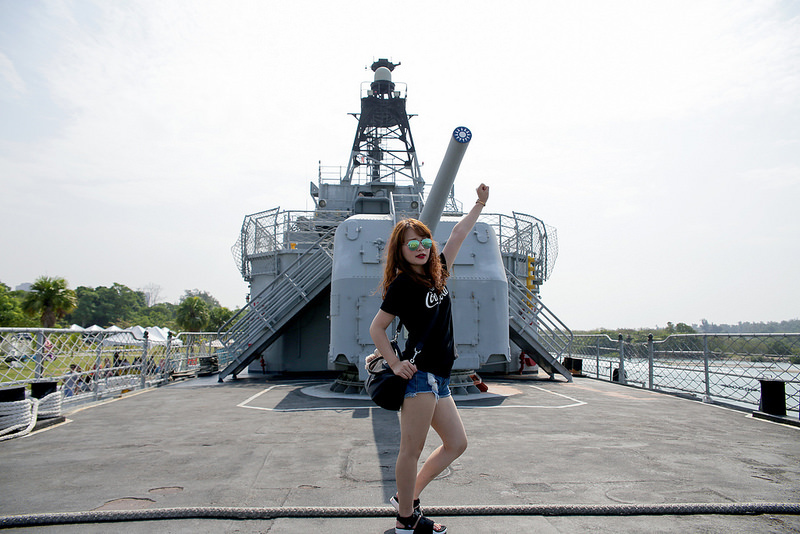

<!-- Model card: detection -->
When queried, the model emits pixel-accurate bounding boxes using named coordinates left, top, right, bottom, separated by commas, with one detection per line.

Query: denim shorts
left=404, top=370, right=451, bottom=401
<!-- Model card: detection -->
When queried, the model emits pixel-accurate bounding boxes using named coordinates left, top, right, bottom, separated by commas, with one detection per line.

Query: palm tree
left=176, top=296, right=210, bottom=332
left=22, top=276, right=78, bottom=328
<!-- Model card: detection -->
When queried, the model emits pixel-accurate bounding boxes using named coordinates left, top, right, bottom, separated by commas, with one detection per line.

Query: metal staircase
left=216, top=228, right=335, bottom=381
left=506, top=269, right=573, bottom=382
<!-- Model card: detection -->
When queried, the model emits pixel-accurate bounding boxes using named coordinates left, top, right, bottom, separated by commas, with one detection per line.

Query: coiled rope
left=0, top=391, right=62, bottom=442
left=1, top=502, right=798, bottom=528
left=36, top=391, right=63, bottom=420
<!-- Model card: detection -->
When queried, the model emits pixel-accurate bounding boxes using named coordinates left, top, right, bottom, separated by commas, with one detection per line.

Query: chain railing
left=0, top=328, right=219, bottom=414
left=570, top=333, right=800, bottom=417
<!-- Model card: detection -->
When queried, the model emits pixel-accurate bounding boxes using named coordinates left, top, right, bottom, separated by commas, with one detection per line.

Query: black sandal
left=390, top=492, right=421, bottom=513
left=395, top=510, right=447, bottom=533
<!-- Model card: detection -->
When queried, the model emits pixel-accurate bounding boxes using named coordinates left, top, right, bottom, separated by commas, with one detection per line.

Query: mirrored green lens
left=407, top=238, right=432, bottom=251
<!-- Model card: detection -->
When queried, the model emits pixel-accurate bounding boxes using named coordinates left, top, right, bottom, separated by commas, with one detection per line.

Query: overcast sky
left=1, top=0, right=798, bottom=330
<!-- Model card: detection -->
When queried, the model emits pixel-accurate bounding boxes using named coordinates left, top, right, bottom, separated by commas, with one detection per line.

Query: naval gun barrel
left=419, top=126, right=472, bottom=235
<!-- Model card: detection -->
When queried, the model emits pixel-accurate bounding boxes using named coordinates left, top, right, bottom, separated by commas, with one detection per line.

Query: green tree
left=96, top=283, right=145, bottom=325
left=67, top=283, right=146, bottom=327
left=182, top=289, right=220, bottom=309
left=132, top=302, right=179, bottom=331
left=207, top=306, right=234, bottom=331
left=67, top=286, right=101, bottom=326
left=176, top=296, right=210, bottom=332
left=674, top=322, right=695, bottom=334
left=0, top=282, right=36, bottom=327
left=21, top=276, right=78, bottom=328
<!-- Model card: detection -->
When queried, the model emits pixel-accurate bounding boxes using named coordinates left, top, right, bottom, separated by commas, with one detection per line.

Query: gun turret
left=227, top=59, right=566, bottom=387
left=419, top=127, right=472, bottom=234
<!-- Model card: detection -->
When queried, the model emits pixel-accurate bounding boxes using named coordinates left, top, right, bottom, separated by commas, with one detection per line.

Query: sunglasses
left=406, top=238, right=433, bottom=251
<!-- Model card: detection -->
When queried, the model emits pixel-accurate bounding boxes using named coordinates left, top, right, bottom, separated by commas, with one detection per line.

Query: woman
left=370, top=184, right=490, bottom=534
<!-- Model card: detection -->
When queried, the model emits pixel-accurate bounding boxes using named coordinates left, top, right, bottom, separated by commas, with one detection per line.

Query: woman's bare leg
left=395, top=393, right=437, bottom=523
left=414, top=395, right=467, bottom=498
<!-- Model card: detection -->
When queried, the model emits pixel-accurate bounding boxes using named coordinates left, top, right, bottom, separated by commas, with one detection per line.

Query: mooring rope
left=0, top=399, right=38, bottom=441
left=0, top=391, right=62, bottom=442
left=36, top=390, right=63, bottom=420
left=1, top=502, right=798, bottom=528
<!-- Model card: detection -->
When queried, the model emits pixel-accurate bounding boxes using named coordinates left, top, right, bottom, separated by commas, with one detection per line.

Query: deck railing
left=0, top=329, right=219, bottom=412
left=479, top=212, right=558, bottom=283
left=570, top=333, right=800, bottom=418
left=233, top=209, right=347, bottom=280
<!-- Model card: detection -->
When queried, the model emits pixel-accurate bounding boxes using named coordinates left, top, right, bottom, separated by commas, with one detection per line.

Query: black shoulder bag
left=365, top=306, right=439, bottom=411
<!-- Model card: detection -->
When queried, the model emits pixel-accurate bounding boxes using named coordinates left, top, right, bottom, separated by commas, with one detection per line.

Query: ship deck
left=1, top=372, right=799, bottom=533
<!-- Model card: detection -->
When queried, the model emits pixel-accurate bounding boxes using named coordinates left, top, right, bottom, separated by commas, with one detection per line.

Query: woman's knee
left=398, top=433, right=428, bottom=460
left=439, top=427, right=467, bottom=457
left=450, top=435, right=468, bottom=457
left=398, top=443, right=425, bottom=462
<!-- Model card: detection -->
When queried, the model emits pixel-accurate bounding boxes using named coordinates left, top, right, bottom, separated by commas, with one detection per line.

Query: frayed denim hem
left=404, top=371, right=451, bottom=400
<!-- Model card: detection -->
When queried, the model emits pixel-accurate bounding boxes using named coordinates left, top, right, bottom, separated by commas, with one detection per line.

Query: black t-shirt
left=380, top=255, right=455, bottom=378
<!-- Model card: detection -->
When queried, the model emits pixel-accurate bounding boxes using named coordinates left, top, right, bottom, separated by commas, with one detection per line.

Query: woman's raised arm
left=441, top=183, right=489, bottom=267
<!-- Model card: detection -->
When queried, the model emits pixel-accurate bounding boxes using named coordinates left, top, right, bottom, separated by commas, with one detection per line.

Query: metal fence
left=232, top=208, right=348, bottom=280
left=569, top=333, right=800, bottom=418
left=232, top=208, right=559, bottom=284
left=0, top=328, right=220, bottom=414
left=479, top=212, right=559, bottom=284
left=8, top=328, right=797, bottom=416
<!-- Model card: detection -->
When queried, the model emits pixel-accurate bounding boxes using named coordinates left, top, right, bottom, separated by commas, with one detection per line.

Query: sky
left=1, top=0, right=798, bottom=330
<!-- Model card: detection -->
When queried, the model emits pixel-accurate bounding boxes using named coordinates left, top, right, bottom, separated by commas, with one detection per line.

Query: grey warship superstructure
left=218, top=59, right=572, bottom=387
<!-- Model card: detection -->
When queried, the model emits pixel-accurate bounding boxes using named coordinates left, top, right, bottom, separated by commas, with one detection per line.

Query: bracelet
left=476, top=199, right=486, bottom=207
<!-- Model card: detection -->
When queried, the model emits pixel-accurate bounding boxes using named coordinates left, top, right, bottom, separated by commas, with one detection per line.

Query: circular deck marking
left=236, top=382, right=587, bottom=412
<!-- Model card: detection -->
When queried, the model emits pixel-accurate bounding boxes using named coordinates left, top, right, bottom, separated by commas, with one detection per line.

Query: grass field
left=1, top=345, right=160, bottom=387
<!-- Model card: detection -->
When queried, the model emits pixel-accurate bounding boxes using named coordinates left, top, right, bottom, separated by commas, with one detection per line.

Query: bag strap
left=393, top=300, right=440, bottom=365
left=391, top=321, right=403, bottom=342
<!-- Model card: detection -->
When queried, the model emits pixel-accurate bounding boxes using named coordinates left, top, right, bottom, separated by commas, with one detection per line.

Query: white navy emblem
left=453, top=126, right=472, bottom=144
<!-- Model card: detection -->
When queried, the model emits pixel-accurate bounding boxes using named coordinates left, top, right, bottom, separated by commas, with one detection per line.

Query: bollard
left=758, top=380, right=786, bottom=416
left=564, top=357, right=583, bottom=376
left=30, top=382, right=57, bottom=399
left=611, top=367, right=628, bottom=383
left=0, top=387, right=26, bottom=402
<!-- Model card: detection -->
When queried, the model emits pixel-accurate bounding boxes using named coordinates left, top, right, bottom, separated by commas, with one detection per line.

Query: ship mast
left=342, top=59, right=423, bottom=188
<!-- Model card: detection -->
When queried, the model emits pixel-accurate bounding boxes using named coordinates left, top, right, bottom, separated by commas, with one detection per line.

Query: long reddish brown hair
left=381, top=218, right=449, bottom=298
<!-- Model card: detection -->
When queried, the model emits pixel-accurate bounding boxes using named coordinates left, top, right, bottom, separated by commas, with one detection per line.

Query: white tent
left=142, top=326, right=173, bottom=344
left=101, top=326, right=183, bottom=347
left=100, top=331, right=142, bottom=347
